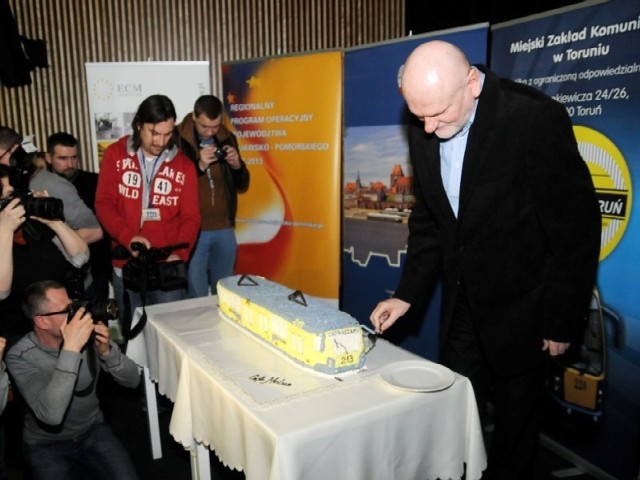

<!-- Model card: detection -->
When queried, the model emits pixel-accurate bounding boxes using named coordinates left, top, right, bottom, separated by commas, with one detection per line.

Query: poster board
left=222, top=51, right=343, bottom=299
left=85, top=61, right=210, bottom=171
left=492, top=1, right=640, bottom=476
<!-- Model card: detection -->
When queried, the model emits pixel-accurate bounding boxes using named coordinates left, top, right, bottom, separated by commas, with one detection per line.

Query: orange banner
left=222, top=51, right=343, bottom=298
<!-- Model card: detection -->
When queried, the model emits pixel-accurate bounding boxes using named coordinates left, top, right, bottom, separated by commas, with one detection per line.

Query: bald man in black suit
left=371, top=40, right=601, bottom=479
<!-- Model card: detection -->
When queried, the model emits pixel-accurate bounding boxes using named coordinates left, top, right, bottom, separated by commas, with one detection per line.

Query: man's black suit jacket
left=394, top=66, right=601, bottom=376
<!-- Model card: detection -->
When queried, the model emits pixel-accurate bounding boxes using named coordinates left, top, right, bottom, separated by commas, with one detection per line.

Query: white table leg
left=188, top=441, right=213, bottom=480
left=143, top=366, right=163, bottom=459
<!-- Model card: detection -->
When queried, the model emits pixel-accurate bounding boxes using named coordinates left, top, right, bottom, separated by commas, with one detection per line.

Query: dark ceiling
left=406, top=0, right=587, bottom=35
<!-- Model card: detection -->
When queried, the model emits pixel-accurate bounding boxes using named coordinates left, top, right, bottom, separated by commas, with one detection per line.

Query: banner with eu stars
left=222, top=51, right=343, bottom=299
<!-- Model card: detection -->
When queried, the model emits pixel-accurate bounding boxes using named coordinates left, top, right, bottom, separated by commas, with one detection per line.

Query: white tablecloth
left=128, top=297, right=487, bottom=480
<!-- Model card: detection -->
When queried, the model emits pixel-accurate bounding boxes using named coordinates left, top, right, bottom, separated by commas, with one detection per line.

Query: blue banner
left=491, top=1, right=640, bottom=477
left=342, top=26, right=488, bottom=358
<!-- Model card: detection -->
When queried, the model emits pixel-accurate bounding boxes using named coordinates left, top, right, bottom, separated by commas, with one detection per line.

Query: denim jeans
left=23, top=422, right=138, bottom=480
left=187, top=228, right=237, bottom=298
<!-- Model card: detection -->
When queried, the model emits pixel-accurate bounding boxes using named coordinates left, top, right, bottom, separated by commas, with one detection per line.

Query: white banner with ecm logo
left=85, top=61, right=210, bottom=172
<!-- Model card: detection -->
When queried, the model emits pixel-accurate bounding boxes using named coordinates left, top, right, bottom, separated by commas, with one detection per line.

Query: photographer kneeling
left=6, top=280, right=140, bottom=480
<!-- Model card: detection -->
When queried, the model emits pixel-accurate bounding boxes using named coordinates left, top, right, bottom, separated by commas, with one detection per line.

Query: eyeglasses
left=37, top=304, right=73, bottom=317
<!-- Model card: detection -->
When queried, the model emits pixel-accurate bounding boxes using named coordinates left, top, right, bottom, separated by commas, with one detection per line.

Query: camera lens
left=214, top=147, right=226, bottom=162
left=93, top=299, right=119, bottom=323
left=23, top=195, right=65, bottom=221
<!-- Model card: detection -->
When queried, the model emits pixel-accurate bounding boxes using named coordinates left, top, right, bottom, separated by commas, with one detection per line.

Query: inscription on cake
left=249, top=374, right=292, bottom=387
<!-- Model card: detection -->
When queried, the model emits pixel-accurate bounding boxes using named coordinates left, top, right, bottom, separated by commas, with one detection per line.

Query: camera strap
left=74, top=343, right=99, bottom=397
left=125, top=304, right=148, bottom=340
left=123, top=265, right=149, bottom=341
left=205, top=167, right=215, bottom=206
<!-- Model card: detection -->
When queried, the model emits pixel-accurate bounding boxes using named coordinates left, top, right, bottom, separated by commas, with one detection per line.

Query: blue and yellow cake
left=217, top=275, right=366, bottom=375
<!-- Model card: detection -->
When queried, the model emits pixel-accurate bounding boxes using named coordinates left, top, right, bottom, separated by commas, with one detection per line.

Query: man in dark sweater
left=46, top=132, right=112, bottom=304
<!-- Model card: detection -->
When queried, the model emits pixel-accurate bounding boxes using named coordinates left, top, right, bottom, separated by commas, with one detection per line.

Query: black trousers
left=440, top=287, right=545, bottom=480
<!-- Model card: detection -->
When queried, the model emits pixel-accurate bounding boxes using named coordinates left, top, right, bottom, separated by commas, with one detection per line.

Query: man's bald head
left=402, top=41, right=470, bottom=97
left=400, top=41, right=481, bottom=139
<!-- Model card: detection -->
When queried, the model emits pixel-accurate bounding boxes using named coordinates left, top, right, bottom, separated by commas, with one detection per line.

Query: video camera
left=0, top=144, right=64, bottom=221
left=120, top=242, right=189, bottom=291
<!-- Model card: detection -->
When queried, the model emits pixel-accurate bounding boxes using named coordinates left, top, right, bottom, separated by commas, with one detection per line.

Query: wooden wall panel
left=0, top=0, right=404, bottom=172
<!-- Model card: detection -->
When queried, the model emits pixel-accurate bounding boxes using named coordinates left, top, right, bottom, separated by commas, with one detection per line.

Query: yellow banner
left=223, top=51, right=343, bottom=298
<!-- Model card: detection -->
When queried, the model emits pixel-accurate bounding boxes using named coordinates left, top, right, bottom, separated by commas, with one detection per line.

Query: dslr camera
left=0, top=145, right=64, bottom=221
left=199, top=140, right=228, bottom=163
left=213, top=145, right=227, bottom=162
left=67, top=298, right=119, bottom=325
left=121, top=242, right=188, bottom=291
left=0, top=190, right=64, bottom=220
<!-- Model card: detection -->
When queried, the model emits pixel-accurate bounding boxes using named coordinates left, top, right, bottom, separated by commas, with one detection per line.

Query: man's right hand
left=60, top=307, right=94, bottom=353
left=129, top=236, right=151, bottom=257
left=198, top=145, right=218, bottom=170
left=370, top=298, right=411, bottom=334
left=0, top=178, right=14, bottom=199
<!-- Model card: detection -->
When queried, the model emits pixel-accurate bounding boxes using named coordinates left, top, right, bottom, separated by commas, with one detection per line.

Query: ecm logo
left=117, top=83, right=143, bottom=96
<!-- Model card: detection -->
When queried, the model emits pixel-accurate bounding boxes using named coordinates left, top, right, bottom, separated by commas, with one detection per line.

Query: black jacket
left=395, top=66, right=601, bottom=376
left=177, top=114, right=250, bottom=227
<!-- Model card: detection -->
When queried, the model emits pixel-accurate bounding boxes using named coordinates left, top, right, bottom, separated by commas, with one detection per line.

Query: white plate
left=380, top=360, right=455, bottom=392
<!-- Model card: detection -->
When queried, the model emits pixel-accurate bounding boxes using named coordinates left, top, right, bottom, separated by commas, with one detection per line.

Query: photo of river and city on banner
left=343, top=124, right=413, bottom=265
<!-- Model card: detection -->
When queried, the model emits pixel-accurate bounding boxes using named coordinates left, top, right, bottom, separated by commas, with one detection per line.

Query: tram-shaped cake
left=217, top=275, right=366, bottom=375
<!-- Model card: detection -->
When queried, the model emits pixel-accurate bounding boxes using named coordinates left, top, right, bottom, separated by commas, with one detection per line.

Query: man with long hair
left=95, top=95, right=200, bottom=324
